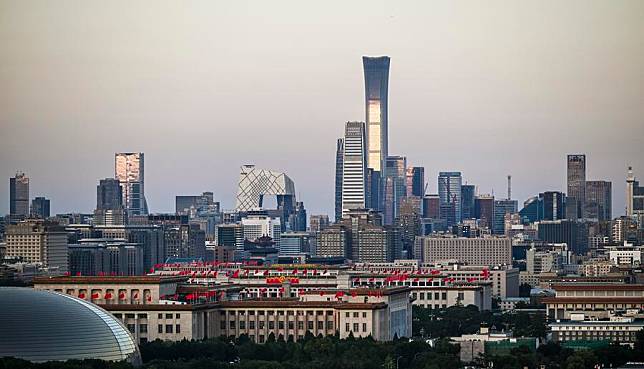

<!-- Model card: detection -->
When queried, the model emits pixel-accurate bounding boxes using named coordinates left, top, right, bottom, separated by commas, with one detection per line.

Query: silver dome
left=0, top=287, right=141, bottom=365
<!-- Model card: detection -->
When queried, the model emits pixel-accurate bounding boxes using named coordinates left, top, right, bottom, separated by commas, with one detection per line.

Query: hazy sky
left=1, top=0, right=643, bottom=217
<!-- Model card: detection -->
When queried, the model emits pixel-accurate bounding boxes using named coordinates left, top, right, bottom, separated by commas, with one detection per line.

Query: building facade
left=566, top=154, right=586, bottom=220
left=5, top=220, right=68, bottom=273
left=31, top=197, right=50, bottom=219
left=341, top=122, right=368, bottom=216
left=438, top=172, right=463, bottom=226
left=9, top=172, right=29, bottom=218
left=585, top=180, right=612, bottom=221
left=414, top=236, right=512, bottom=266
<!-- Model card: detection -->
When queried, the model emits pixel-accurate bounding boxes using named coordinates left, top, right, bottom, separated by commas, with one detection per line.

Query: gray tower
left=9, top=172, right=29, bottom=217
left=566, top=154, right=586, bottom=219
left=335, top=138, right=344, bottom=222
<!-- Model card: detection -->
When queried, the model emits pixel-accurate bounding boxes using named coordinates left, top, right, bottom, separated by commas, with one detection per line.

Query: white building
left=414, top=236, right=512, bottom=266
left=241, top=214, right=282, bottom=249
left=341, top=121, right=367, bottom=216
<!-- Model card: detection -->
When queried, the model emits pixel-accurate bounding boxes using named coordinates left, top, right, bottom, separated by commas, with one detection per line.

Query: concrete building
left=309, top=215, right=330, bottom=233
left=241, top=214, right=281, bottom=251
left=279, top=232, right=312, bottom=256
left=543, top=284, right=644, bottom=321
left=5, top=220, right=68, bottom=273
left=626, top=166, right=644, bottom=223
left=94, top=178, right=126, bottom=226
left=493, top=199, right=517, bottom=235
left=414, top=236, right=512, bottom=266
left=550, top=316, right=644, bottom=345
left=438, top=172, right=462, bottom=226
left=317, top=225, right=351, bottom=259
left=585, top=180, right=612, bottom=221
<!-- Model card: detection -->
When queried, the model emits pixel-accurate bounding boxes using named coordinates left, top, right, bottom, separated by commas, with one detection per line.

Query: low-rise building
left=543, top=284, right=644, bottom=320
left=550, top=316, right=644, bottom=346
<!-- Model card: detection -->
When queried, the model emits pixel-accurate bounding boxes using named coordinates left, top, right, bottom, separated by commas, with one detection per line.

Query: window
left=362, top=312, right=367, bottom=318
left=138, top=314, right=147, bottom=319
left=363, top=323, right=367, bottom=332
left=259, top=335, right=265, bottom=343
left=239, top=321, right=246, bottom=330
left=140, top=337, right=148, bottom=343
left=442, top=292, right=447, bottom=300
left=327, top=321, right=333, bottom=330
left=229, top=321, right=235, bottom=329
left=297, top=321, right=304, bottom=330
left=158, top=314, right=163, bottom=319
left=166, top=314, right=173, bottom=319
left=353, top=323, right=359, bottom=332
left=166, top=324, right=173, bottom=333
left=288, top=321, right=294, bottom=330
left=259, top=321, right=265, bottom=329
left=127, top=324, right=135, bottom=333
left=126, top=314, right=135, bottom=319
left=176, top=324, right=181, bottom=334
left=114, top=314, right=122, bottom=319
left=345, top=312, right=350, bottom=318
left=140, top=324, right=147, bottom=333
left=317, top=321, right=323, bottom=330
left=268, top=321, right=274, bottom=330
left=220, top=321, right=226, bottom=329
left=353, top=312, right=359, bottom=318
left=307, top=321, right=314, bottom=330
left=249, top=321, right=255, bottom=330
left=158, top=324, right=163, bottom=333
left=278, top=321, right=284, bottom=329
left=345, top=323, right=350, bottom=332
left=175, top=314, right=181, bottom=319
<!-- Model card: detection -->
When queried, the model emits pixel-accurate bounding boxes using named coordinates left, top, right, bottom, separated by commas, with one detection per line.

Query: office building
left=543, top=284, right=644, bottom=321
left=423, top=194, right=440, bottom=219
left=5, top=220, right=68, bottom=273
left=235, top=165, right=296, bottom=214
left=9, top=172, right=29, bottom=218
left=438, top=172, right=462, bottom=226
left=288, top=201, right=307, bottom=232
left=241, top=214, right=282, bottom=250
left=115, top=152, right=148, bottom=216
left=461, top=184, right=475, bottom=220
left=397, top=196, right=422, bottom=258
left=537, top=220, right=587, bottom=255
left=165, top=224, right=207, bottom=260
left=341, top=122, right=368, bottom=216
left=335, top=138, right=344, bottom=222
left=94, top=178, right=126, bottom=226
left=363, top=56, right=390, bottom=212
left=493, top=199, right=517, bottom=235
left=176, top=192, right=218, bottom=216
left=414, top=236, right=512, bottom=266
left=309, top=214, right=330, bottom=233
left=317, top=225, right=351, bottom=259
left=279, top=232, right=312, bottom=255
left=354, top=225, right=400, bottom=263
left=30, top=197, right=50, bottom=218
left=383, top=155, right=406, bottom=225
left=475, top=195, right=494, bottom=229
left=406, top=167, right=425, bottom=197
left=68, top=243, right=110, bottom=276
left=626, top=167, right=644, bottom=223
left=519, top=191, right=566, bottom=223
left=216, top=223, right=244, bottom=250
left=585, top=180, right=612, bottom=221
left=566, top=154, right=586, bottom=219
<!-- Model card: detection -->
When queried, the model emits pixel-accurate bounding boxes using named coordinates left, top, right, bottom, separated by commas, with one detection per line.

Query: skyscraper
left=438, top=172, right=462, bottom=226
left=384, top=156, right=406, bottom=225
left=422, top=194, right=440, bottom=219
left=493, top=199, right=518, bottom=234
left=475, top=194, right=495, bottom=229
left=31, top=197, right=50, bottom=218
left=9, top=172, right=29, bottom=218
left=626, top=167, right=644, bottom=222
left=363, top=56, right=390, bottom=211
left=566, top=154, right=586, bottom=219
left=115, top=152, right=148, bottom=216
left=461, top=184, right=476, bottom=220
left=585, top=180, right=612, bottom=221
left=406, top=167, right=425, bottom=197
left=94, top=178, right=126, bottom=226
left=341, top=121, right=367, bottom=216
left=334, top=138, right=344, bottom=222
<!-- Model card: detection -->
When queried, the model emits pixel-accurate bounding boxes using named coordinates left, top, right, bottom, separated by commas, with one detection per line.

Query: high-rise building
left=475, top=195, right=495, bottom=229
left=384, top=156, right=406, bottom=225
left=216, top=223, right=244, bottom=250
left=176, top=192, right=218, bottom=216
left=537, top=220, right=587, bottom=255
left=406, top=167, right=425, bottom=197
left=363, top=56, right=390, bottom=211
left=9, top=172, right=29, bottom=218
left=626, top=167, right=644, bottom=222
left=493, top=199, right=518, bottom=235
left=309, top=214, right=330, bottom=233
left=461, top=184, right=476, bottom=220
left=341, top=122, right=368, bottom=216
left=241, top=214, right=282, bottom=251
left=422, top=194, right=440, bottom=219
left=334, top=138, right=344, bottom=222
left=317, top=225, right=351, bottom=259
left=438, top=172, right=462, bottom=226
left=94, top=178, right=126, bottom=226
left=397, top=196, right=422, bottom=258
left=164, top=224, right=206, bottom=260
left=566, top=154, right=586, bottom=219
left=235, top=165, right=296, bottom=214
left=31, top=197, right=50, bottom=219
left=5, top=220, right=68, bottom=273
left=585, top=181, right=612, bottom=221
left=288, top=201, right=307, bottom=232
left=115, top=152, right=148, bottom=216
left=542, top=191, right=566, bottom=221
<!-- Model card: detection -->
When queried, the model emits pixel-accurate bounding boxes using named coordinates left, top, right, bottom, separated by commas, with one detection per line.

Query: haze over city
left=1, top=0, right=643, bottom=216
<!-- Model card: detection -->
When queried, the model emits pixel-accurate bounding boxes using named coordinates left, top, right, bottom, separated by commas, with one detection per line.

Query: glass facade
left=115, top=152, right=148, bottom=216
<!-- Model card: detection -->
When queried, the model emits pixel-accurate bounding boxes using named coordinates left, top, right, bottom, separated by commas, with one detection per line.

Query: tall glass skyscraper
left=384, top=156, right=407, bottom=225
left=363, top=56, right=390, bottom=211
left=406, top=167, right=425, bottom=197
left=341, top=121, right=367, bottom=216
left=461, top=184, right=476, bottom=220
left=438, top=172, right=462, bottom=226
left=566, top=154, right=586, bottom=219
left=115, top=152, right=148, bottom=216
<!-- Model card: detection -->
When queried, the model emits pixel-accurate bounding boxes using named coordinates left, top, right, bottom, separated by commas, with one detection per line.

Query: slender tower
left=363, top=56, right=390, bottom=211
left=566, top=154, right=586, bottom=219
left=626, top=166, right=635, bottom=217
left=341, top=122, right=367, bottom=216
left=115, top=152, right=148, bottom=216
left=334, top=138, right=344, bottom=222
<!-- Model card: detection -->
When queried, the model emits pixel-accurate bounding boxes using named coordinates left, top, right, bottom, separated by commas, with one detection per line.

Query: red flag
left=431, top=270, right=440, bottom=275
left=105, top=292, right=113, bottom=299
left=147, top=295, right=152, bottom=302
left=91, top=293, right=100, bottom=299
left=78, top=293, right=86, bottom=299
left=119, top=292, right=126, bottom=300
left=232, top=270, right=240, bottom=278
left=319, top=291, right=325, bottom=296
left=413, top=278, right=419, bottom=282
left=76, top=272, right=81, bottom=276
left=351, top=291, right=357, bottom=297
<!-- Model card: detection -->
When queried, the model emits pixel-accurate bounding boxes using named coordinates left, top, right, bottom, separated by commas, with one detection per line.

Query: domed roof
left=0, top=287, right=141, bottom=365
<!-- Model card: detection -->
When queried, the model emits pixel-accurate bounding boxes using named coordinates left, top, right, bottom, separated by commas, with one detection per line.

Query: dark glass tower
left=461, top=184, right=475, bottom=220
left=363, top=56, right=390, bottom=211
left=334, top=138, right=344, bottom=222
left=566, top=154, right=586, bottom=219
left=9, top=172, right=29, bottom=217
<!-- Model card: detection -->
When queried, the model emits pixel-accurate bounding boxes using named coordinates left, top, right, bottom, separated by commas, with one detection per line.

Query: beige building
left=33, top=275, right=186, bottom=304
left=414, top=236, right=512, bottom=266
left=549, top=316, right=644, bottom=345
left=5, top=220, right=68, bottom=273
left=543, top=284, right=644, bottom=320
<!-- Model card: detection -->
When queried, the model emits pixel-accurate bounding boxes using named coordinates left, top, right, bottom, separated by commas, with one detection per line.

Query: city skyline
left=2, top=1, right=643, bottom=217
